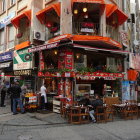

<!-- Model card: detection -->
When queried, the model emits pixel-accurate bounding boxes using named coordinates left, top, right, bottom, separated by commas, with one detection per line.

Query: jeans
left=89, top=110, right=96, bottom=121
left=41, top=96, right=45, bottom=110
left=13, top=98, right=24, bottom=113
left=1, top=93, right=6, bottom=106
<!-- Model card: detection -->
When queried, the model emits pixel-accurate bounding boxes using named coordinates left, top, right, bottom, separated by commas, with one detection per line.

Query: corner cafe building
left=29, top=34, right=127, bottom=101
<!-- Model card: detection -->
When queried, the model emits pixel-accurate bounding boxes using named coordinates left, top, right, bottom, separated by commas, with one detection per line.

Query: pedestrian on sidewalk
left=11, top=81, right=25, bottom=115
left=0, top=85, right=7, bottom=107
left=21, top=83, right=27, bottom=104
left=7, top=82, right=16, bottom=112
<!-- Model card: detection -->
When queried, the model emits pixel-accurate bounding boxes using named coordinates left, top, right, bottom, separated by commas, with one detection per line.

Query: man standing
left=11, top=81, right=25, bottom=115
left=40, top=84, right=47, bottom=110
left=0, top=85, right=7, bottom=107
left=89, top=94, right=103, bottom=123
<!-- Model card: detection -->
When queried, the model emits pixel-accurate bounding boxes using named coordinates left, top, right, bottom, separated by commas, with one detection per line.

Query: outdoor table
left=113, top=103, right=139, bottom=119
left=112, top=104, right=126, bottom=118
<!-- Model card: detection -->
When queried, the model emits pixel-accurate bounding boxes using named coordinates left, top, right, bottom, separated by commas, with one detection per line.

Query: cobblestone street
left=0, top=99, right=140, bottom=140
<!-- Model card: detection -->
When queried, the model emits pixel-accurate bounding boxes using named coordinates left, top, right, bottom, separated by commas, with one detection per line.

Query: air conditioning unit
left=33, top=30, right=45, bottom=41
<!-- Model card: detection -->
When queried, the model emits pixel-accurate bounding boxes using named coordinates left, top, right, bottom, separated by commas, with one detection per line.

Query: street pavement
left=0, top=98, right=140, bottom=140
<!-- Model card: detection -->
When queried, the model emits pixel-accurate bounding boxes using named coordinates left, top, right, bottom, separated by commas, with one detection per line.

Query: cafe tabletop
left=112, top=104, right=126, bottom=107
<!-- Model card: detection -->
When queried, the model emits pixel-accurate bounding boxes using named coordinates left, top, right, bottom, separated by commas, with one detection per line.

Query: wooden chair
left=123, top=105, right=138, bottom=120
left=131, top=105, right=138, bottom=119
left=68, top=107, right=81, bottom=124
left=80, top=107, right=90, bottom=124
left=95, top=106, right=106, bottom=123
left=60, top=101, right=70, bottom=118
left=106, top=106, right=114, bottom=122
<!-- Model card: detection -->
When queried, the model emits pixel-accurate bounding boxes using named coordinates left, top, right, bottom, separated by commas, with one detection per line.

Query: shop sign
left=0, top=12, right=15, bottom=28
left=80, top=22, right=94, bottom=33
left=28, top=42, right=58, bottom=53
left=38, top=71, right=75, bottom=77
left=39, top=51, right=44, bottom=70
left=0, top=62, right=11, bottom=69
left=81, top=28, right=94, bottom=33
left=0, top=51, right=13, bottom=62
left=76, top=72, right=124, bottom=80
left=13, top=47, right=32, bottom=70
left=120, top=31, right=129, bottom=48
left=14, top=70, right=32, bottom=76
left=28, top=96, right=37, bottom=103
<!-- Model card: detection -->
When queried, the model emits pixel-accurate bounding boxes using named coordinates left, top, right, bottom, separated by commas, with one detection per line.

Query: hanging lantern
left=74, top=9, right=78, bottom=14
left=46, top=22, right=53, bottom=28
left=54, top=50, right=58, bottom=55
left=83, top=7, right=87, bottom=13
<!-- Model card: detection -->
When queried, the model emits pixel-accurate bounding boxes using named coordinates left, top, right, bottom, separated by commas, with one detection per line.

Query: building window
left=11, top=0, right=15, bottom=6
left=0, top=29, right=5, bottom=52
left=7, top=25, right=15, bottom=49
left=2, top=0, right=6, bottom=12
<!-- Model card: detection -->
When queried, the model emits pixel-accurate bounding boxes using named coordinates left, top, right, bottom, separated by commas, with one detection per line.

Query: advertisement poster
left=129, top=81, right=136, bottom=100
left=39, top=51, right=44, bottom=70
left=65, top=52, right=73, bottom=70
left=122, top=81, right=130, bottom=101
left=58, top=51, right=73, bottom=70
left=13, top=47, right=32, bottom=70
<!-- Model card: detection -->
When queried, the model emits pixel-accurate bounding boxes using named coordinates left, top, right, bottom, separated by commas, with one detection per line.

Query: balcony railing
left=15, top=27, right=30, bottom=45
left=106, top=25, right=121, bottom=43
left=73, top=22, right=100, bottom=36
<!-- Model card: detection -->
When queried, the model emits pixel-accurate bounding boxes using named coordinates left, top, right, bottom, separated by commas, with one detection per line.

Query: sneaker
left=92, top=120, right=96, bottom=123
left=21, top=112, right=26, bottom=114
left=1, top=105, right=6, bottom=107
left=13, top=113, right=18, bottom=115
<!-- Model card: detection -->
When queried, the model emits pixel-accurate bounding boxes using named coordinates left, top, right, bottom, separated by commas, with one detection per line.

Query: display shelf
left=53, top=97, right=61, bottom=113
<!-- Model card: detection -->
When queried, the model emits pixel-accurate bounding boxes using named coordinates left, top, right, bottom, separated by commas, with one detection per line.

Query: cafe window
left=45, top=12, right=60, bottom=39
left=72, top=2, right=101, bottom=36
left=7, top=24, right=15, bottom=49
left=0, top=29, right=5, bottom=52
left=10, top=0, right=16, bottom=6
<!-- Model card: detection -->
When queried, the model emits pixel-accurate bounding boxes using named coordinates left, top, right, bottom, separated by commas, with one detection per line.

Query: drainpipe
left=122, top=0, right=128, bottom=80
left=100, top=5, right=106, bottom=36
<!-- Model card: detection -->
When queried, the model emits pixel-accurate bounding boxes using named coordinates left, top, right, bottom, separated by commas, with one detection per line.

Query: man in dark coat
left=0, top=85, right=7, bottom=107
left=11, top=81, right=25, bottom=115
left=89, top=94, right=103, bottom=123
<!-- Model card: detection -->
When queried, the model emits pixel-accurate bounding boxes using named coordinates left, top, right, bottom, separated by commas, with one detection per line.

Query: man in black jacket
left=89, top=94, right=103, bottom=123
left=0, top=85, right=7, bottom=107
left=11, top=81, right=25, bottom=115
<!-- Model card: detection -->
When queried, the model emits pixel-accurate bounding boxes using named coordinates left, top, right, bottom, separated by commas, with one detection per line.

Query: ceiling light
left=83, top=7, right=87, bottom=12
left=74, top=9, right=78, bottom=14
left=84, top=13, right=88, bottom=18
